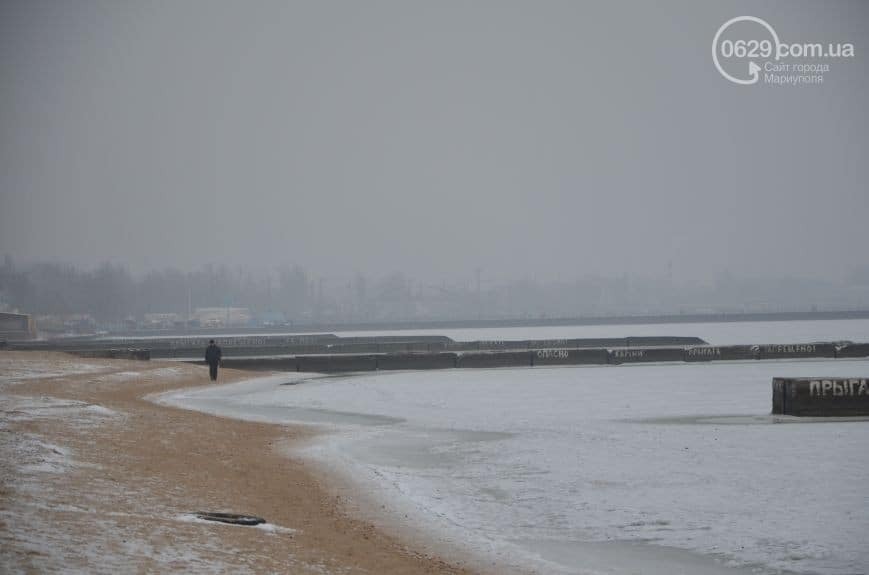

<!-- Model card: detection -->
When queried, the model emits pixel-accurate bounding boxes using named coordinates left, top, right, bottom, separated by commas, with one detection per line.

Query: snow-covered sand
left=159, top=356, right=869, bottom=575
left=0, top=354, right=341, bottom=574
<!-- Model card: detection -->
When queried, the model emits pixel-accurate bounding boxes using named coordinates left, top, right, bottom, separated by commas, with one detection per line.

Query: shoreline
left=153, top=367, right=797, bottom=575
left=0, top=350, right=481, bottom=574
left=150, top=372, right=525, bottom=575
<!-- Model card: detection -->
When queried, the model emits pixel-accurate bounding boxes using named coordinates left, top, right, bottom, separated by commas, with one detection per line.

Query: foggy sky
left=1, top=1, right=867, bottom=284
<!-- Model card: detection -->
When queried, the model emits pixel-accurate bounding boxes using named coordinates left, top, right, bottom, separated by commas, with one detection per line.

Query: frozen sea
left=158, top=320, right=869, bottom=575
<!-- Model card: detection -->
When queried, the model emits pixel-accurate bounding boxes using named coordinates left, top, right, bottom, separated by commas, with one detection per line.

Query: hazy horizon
left=2, top=1, right=868, bottom=286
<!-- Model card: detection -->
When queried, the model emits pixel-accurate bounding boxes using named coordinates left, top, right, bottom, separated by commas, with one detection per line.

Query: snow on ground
left=1, top=395, right=121, bottom=423
left=91, top=365, right=185, bottom=383
left=0, top=394, right=122, bottom=475
left=161, top=359, right=869, bottom=575
left=0, top=501, right=296, bottom=574
left=0, top=388, right=122, bottom=572
left=0, top=354, right=231, bottom=573
left=0, top=356, right=110, bottom=385
left=96, top=370, right=143, bottom=381
left=175, top=513, right=298, bottom=536
left=0, top=394, right=119, bottom=477
left=0, top=356, right=303, bottom=574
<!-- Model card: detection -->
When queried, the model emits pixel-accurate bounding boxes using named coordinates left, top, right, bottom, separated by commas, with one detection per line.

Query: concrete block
left=835, top=343, right=869, bottom=358
left=772, top=377, right=869, bottom=416
left=756, top=343, right=836, bottom=360
left=532, top=348, right=610, bottom=366
left=608, top=347, right=685, bottom=364
left=296, top=355, right=378, bottom=373
left=683, top=345, right=758, bottom=362
left=457, top=351, right=533, bottom=369
left=220, top=357, right=299, bottom=372
left=377, top=353, right=458, bottom=370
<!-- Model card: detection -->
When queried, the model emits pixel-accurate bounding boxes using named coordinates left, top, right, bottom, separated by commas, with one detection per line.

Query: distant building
left=35, top=314, right=96, bottom=336
left=0, top=312, right=37, bottom=341
left=143, top=312, right=181, bottom=329
left=256, top=311, right=287, bottom=327
left=193, top=307, right=252, bottom=328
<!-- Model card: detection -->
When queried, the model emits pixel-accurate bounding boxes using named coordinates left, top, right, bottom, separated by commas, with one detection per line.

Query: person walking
left=205, top=339, right=222, bottom=381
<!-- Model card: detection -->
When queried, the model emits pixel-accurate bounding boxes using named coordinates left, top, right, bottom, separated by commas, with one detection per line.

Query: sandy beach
left=0, top=351, right=478, bottom=574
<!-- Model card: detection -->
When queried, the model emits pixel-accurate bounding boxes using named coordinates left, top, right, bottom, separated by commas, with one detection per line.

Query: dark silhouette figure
left=205, top=339, right=222, bottom=381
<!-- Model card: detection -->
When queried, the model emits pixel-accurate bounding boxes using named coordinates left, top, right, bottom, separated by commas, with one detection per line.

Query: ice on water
left=158, top=320, right=869, bottom=575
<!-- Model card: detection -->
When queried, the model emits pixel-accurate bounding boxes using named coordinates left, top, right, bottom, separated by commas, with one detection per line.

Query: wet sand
left=0, top=351, right=480, bottom=574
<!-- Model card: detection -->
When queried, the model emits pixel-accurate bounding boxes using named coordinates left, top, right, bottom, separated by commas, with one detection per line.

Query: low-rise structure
left=0, top=311, right=37, bottom=341
left=193, top=307, right=252, bottom=328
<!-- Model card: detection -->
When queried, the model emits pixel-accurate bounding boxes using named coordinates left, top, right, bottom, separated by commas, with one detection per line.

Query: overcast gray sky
left=1, top=0, right=867, bottom=283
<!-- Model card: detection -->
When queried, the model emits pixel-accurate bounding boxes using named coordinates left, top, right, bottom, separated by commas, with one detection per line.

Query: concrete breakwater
left=217, top=342, right=869, bottom=373
left=10, top=334, right=869, bottom=373
left=7, top=334, right=706, bottom=358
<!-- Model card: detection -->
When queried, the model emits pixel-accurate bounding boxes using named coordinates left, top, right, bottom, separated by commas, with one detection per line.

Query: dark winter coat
left=205, top=343, right=222, bottom=365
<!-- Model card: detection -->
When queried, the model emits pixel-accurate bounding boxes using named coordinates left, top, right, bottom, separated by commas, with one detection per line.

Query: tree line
left=2, top=255, right=868, bottom=325
left=0, top=258, right=310, bottom=322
